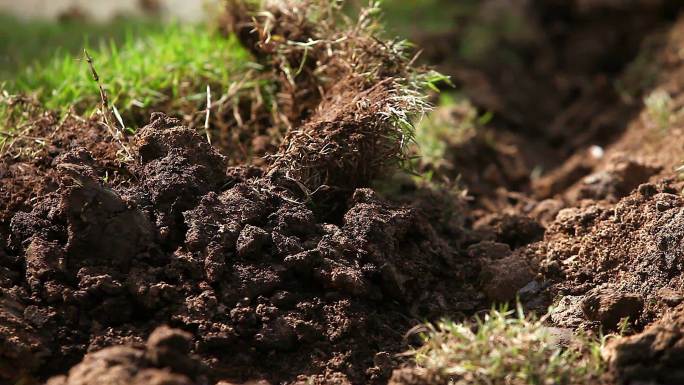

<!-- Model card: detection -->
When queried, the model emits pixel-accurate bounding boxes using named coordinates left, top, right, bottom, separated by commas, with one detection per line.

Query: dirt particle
left=580, top=289, right=644, bottom=329
left=573, top=155, right=660, bottom=202
left=47, top=327, right=201, bottom=385
left=145, top=326, right=198, bottom=376
left=237, top=225, right=271, bottom=258
left=638, top=183, right=658, bottom=198
left=467, top=241, right=512, bottom=260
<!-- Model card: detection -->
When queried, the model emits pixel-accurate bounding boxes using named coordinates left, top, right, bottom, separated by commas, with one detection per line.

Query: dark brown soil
left=7, top=1, right=684, bottom=385
left=2, top=112, right=511, bottom=385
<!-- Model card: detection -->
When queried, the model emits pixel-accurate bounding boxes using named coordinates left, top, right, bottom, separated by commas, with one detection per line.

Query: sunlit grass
left=6, top=22, right=253, bottom=127
left=0, top=14, right=165, bottom=80
left=401, top=307, right=607, bottom=385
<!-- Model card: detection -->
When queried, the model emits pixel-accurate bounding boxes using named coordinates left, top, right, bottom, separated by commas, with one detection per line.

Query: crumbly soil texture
left=6, top=1, right=684, bottom=385
left=1, top=111, right=491, bottom=385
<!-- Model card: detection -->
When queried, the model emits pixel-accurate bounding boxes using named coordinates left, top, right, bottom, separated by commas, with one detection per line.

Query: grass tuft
left=395, top=307, right=606, bottom=385
left=0, top=14, right=165, bottom=80
left=230, top=0, right=441, bottom=199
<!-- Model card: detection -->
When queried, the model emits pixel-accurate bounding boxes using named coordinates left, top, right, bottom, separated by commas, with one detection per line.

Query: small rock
left=659, top=287, right=684, bottom=307
left=517, top=280, right=542, bottom=299
left=580, top=289, right=643, bottom=328
left=637, top=183, right=657, bottom=198
left=146, top=326, right=197, bottom=376
left=550, top=295, right=590, bottom=329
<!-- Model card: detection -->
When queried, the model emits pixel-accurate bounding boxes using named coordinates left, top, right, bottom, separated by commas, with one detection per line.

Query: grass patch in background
left=0, top=14, right=166, bottom=80
left=401, top=307, right=606, bottom=385
left=5, top=22, right=254, bottom=128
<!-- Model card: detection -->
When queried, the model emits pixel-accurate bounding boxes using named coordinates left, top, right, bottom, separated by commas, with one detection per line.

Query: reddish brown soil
left=398, top=2, right=684, bottom=384
left=605, top=303, right=684, bottom=384
left=519, top=12, right=684, bottom=331
left=414, top=0, right=680, bottom=209
left=533, top=181, right=684, bottom=328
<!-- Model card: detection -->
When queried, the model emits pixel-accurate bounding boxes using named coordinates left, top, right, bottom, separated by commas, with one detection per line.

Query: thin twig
left=84, top=49, right=133, bottom=160
left=84, top=49, right=111, bottom=127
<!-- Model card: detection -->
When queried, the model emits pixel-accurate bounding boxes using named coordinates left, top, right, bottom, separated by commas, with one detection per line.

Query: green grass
left=4, top=22, right=254, bottom=129
left=0, top=14, right=166, bottom=80
left=403, top=307, right=606, bottom=385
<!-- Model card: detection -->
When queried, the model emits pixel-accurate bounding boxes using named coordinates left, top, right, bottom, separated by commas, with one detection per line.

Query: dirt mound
left=46, top=326, right=202, bottom=385
left=410, top=0, right=682, bottom=213
left=0, top=114, right=493, bottom=384
left=524, top=181, right=684, bottom=330
left=0, top=113, right=131, bottom=226
left=348, top=3, right=684, bottom=384
left=8, top=1, right=684, bottom=384
left=514, top=14, right=684, bottom=335
left=0, top=3, right=493, bottom=383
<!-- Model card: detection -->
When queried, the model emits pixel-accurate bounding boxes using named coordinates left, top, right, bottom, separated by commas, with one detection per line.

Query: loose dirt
left=2, top=110, right=523, bottom=384
left=6, top=1, right=684, bottom=384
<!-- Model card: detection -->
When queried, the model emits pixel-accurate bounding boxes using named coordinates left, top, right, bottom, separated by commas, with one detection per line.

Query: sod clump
left=224, top=0, right=446, bottom=211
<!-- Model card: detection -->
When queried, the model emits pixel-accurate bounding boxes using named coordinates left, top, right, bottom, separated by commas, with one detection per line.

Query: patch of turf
left=4, top=21, right=255, bottom=129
